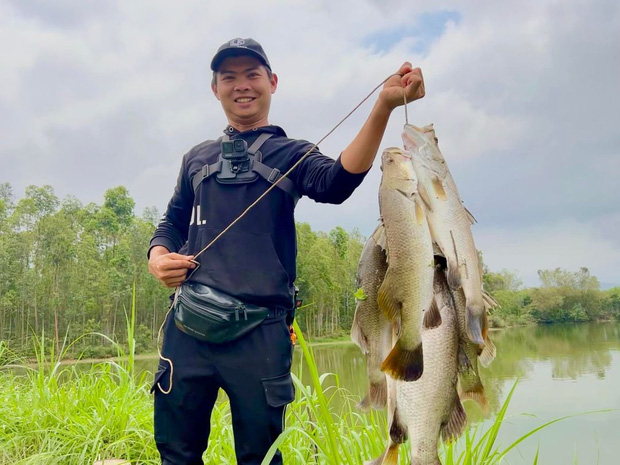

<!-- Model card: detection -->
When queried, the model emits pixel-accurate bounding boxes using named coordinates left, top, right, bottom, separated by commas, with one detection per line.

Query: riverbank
left=6, top=322, right=609, bottom=465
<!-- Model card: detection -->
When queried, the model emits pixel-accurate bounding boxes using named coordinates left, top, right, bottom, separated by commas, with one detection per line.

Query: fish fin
left=482, top=290, right=498, bottom=309
left=350, top=314, right=369, bottom=353
left=417, top=182, right=434, bottom=213
left=377, top=274, right=401, bottom=322
left=457, top=348, right=489, bottom=414
left=432, top=241, right=445, bottom=258
left=364, top=443, right=400, bottom=465
left=441, top=397, right=467, bottom=443
left=466, top=305, right=486, bottom=345
left=446, top=259, right=462, bottom=289
left=459, top=382, right=489, bottom=415
left=372, top=222, right=387, bottom=251
left=457, top=346, right=474, bottom=372
left=369, top=378, right=388, bottom=409
left=357, top=395, right=371, bottom=412
left=414, top=198, right=426, bottom=226
left=389, top=406, right=409, bottom=444
left=479, top=335, right=496, bottom=368
left=464, top=205, right=477, bottom=224
left=431, top=176, right=448, bottom=200
left=381, top=340, right=424, bottom=381
left=423, top=298, right=442, bottom=329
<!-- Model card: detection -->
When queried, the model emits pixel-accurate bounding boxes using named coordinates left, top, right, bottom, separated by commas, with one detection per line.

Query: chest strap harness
left=191, top=133, right=300, bottom=204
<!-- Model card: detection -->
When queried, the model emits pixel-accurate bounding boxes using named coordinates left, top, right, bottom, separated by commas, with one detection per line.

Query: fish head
left=380, top=147, right=416, bottom=186
left=402, top=124, right=448, bottom=177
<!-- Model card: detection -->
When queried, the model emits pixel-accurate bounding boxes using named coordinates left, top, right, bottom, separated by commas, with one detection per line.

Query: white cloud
left=0, top=0, right=618, bottom=285
left=476, top=220, right=620, bottom=287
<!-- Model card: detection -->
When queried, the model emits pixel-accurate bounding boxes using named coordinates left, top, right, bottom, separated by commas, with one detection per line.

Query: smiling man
left=147, top=37, right=424, bottom=465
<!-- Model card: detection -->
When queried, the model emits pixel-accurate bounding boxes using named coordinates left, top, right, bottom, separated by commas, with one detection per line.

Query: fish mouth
left=382, top=147, right=411, bottom=160
left=403, top=124, right=435, bottom=148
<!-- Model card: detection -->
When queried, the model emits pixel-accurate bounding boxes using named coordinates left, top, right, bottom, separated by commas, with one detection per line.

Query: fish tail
left=364, top=443, right=400, bottom=465
left=465, top=305, right=486, bottom=345
left=381, top=339, right=424, bottom=381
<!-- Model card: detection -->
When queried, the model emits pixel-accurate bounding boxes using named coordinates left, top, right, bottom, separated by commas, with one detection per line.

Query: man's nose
left=234, top=79, right=251, bottom=91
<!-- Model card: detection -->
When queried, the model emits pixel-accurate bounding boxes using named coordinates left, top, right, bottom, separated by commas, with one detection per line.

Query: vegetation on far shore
left=1, top=183, right=619, bottom=359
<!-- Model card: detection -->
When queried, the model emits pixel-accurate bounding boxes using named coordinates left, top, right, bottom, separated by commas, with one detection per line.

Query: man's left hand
left=379, top=62, right=425, bottom=111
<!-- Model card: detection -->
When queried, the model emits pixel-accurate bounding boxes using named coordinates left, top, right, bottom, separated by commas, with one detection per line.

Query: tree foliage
left=0, top=184, right=616, bottom=355
left=0, top=184, right=366, bottom=353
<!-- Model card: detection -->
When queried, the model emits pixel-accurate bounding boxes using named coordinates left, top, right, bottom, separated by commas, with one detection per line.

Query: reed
left=0, top=293, right=600, bottom=464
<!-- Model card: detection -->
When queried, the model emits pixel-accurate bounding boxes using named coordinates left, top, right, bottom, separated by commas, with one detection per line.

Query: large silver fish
left=350, top=224, right=392, bottom=409
left=402, top=124, right=487, bottom=346
left=366, top=268, right=467, bottom=465
left=377, top=147, right=438, bottom=382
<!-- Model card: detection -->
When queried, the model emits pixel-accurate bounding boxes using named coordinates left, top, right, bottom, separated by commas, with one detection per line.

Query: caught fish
left=367, top=268, right=467, bottom=465
left=351, top=224, right=392, bottom=409
left=449, top=283, right=496, bottom=413
left=402, top=124, right=487, bottom=345
left=377, top=147, right=438, bottom=382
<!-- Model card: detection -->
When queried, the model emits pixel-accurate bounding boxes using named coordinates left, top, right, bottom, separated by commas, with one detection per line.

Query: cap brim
left=210, top=49, right=270, bottom=71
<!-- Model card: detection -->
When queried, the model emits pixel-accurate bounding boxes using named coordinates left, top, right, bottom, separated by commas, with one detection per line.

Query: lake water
left=136, top=322, right=620, bottom=464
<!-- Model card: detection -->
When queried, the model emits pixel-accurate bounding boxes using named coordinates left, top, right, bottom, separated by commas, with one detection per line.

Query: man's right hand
left=148, top=246, right=197, bottom=288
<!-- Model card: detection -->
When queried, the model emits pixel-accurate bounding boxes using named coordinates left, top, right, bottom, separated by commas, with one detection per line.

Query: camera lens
left=222, top=142, right=233, bottom=154
left=234, top=140, right=245, bottom=151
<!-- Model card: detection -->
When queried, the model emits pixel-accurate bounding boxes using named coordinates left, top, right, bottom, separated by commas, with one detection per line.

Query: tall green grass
left=0, top=294, right=603, bottom=464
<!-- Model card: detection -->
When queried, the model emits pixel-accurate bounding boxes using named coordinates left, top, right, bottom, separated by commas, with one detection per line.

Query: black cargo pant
left=152, top=310, right=295, bottom=465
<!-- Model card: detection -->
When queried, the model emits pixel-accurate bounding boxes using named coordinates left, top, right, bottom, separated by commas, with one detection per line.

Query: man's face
left=211, top=55, right=278, bottom=127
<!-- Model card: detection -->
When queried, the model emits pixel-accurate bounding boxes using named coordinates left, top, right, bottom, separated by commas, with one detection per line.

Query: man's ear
left=270, top=73, right=278, bottom=94
left=211, top=82, right=220, bottom=101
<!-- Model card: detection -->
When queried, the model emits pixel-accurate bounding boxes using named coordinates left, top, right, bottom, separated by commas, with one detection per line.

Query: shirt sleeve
left=148, top=153, right=194, bottom=257
left=293, top=144, right=370, bottom=204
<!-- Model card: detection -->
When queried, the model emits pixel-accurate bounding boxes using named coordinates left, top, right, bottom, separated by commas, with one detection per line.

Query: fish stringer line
left=403, top=89, right=409, bottom=125
left=156, top=72, right=405, bottom=395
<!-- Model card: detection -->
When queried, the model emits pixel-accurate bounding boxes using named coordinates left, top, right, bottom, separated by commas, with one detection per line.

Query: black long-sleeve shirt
left=149, top=124, right=368, bottom=309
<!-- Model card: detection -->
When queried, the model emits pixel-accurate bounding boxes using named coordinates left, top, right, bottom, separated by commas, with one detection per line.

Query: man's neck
left=227, top=117, right=270, bottom=133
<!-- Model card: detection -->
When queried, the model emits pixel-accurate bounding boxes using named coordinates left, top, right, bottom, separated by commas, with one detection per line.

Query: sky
left=1, top=0, right=619, bottom=288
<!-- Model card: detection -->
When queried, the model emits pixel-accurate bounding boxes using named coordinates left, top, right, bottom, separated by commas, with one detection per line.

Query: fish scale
left=366, top=269, right=467, bottom=465
left=350, top=225, right=392, bottom=409
left=402, top=124, right=487, bottom=345
left=377, top=147, right=435, bottom=382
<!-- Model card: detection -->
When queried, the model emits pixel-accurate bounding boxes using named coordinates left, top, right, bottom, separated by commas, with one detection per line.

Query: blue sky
left=363, top=10, right=461, bottom=54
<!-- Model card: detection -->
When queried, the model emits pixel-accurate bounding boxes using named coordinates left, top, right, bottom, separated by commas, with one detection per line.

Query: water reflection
left=291, top=323, right=620, bottom=426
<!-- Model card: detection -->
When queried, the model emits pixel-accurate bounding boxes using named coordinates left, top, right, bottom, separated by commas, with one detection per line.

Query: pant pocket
left=150, top=362, right=171, bottom=394
left=152, top=363, right=171, bottom=445
left=261, top=372, right=295, bottom=408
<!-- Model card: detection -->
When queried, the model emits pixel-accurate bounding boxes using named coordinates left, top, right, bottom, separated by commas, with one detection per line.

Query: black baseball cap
left=210, top=38, right=272, bottom=72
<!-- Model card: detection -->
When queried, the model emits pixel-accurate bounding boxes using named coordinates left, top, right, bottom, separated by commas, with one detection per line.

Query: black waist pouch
left=174, top=282, right=269, bottom=343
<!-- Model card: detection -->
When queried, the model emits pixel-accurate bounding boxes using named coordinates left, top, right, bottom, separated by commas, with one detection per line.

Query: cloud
left=476, top=219, right=620, bottom=287
left=0, top=0, right=618, bottom=285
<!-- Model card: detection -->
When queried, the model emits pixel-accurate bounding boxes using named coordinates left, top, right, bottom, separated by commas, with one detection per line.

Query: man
left=148, top=37, right=424, bottom=465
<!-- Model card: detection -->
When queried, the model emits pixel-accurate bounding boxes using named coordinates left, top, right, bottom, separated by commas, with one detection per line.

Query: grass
left=0, top=291, right=608, bottom=464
